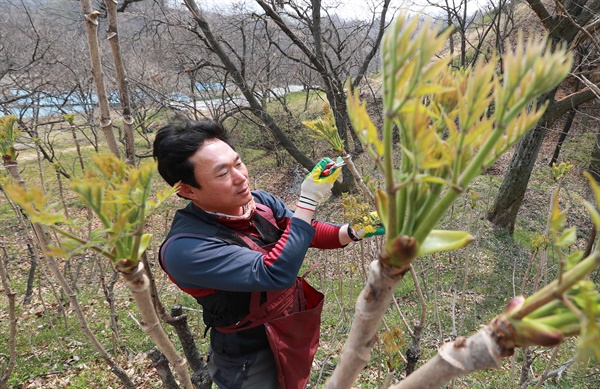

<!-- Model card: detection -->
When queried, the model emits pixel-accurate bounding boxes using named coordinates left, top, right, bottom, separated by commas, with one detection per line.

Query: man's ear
left=177, top=182, right=196, bottom=199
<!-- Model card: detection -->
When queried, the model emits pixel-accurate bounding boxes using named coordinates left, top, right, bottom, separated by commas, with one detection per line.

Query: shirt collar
left=205, top=197, right=256, bottom=221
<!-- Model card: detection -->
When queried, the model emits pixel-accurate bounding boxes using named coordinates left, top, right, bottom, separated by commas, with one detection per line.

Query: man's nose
left=232, top=168, right=246, bottom=183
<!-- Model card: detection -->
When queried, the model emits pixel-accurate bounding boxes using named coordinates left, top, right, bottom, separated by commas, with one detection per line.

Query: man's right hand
left=296, top=157, right=342, bottom=212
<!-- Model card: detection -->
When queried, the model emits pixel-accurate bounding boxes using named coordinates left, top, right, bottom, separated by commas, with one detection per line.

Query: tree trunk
left=324, top=260, right=410, bottom=388
left=404, top=327, right=422, bottom=376
left=104, top=0, right=136, bottom=164
left=118, top=262, right=193, bottom=389
left=519, top=348, right=533, bottom=387
left=328, top=91, right=357, bottom=193
left=148, top=349, right=180, bottom=389
left=80, top=0, right=120, bottom=158
left=487, top=117, right=549, bottom=234
left=22, top=242, right=37, bottom=305
left=550, top=67, right=583, bottom=166
left=169, top=305, right=213, bottom=389
left=405, top=267, right=427, bottom=376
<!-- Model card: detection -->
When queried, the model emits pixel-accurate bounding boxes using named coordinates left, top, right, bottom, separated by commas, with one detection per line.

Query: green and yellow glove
left=297, top=157, right=343, bottom=211
left=348, top=211, right=386, bottom=240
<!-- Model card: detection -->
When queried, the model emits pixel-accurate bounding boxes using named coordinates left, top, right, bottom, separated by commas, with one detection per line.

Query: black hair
left=153, top=118, right=231, bottom=188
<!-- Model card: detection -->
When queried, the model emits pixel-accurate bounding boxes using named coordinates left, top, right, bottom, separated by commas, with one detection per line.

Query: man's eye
left=218, top=171, right=228, bottom=177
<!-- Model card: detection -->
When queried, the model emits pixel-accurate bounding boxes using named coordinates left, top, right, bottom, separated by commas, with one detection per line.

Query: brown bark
left=519, top=348, right=533, bottom=387
left=169, top=305, right=213, bottom=389
left=487, top=115, right=547, bottom=235
left=487, top=115, right=550, bottom=234
left=404, top=267, right=427, bottom=376
left=22, top=242, right=37, bottom=305
left=148, top=349, right=180, bottom=389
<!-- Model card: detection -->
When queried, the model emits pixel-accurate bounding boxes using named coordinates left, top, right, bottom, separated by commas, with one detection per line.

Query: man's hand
left=349, top=211, right=385, bottom=240
left=296, top=157, right=342, bottom=212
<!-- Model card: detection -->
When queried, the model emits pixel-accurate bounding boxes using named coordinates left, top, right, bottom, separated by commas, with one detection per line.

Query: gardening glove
left=348, top=211, right=386, bottom=241
left=296, top=157, right=343, bottom=212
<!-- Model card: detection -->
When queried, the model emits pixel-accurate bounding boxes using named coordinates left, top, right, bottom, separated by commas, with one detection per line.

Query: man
left=153, top=118, right=379, bottom=389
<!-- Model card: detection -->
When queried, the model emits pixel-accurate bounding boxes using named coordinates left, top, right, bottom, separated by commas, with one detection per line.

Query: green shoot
left=3, top=154, right=177, bottom=271
left=347, top=16, right=571, bottom=267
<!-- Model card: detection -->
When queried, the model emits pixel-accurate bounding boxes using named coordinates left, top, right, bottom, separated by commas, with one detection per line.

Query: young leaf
left=556, top=227, right=577, bottom=248
left=417, top=229, right=474, bottom=256
left=136, top=233, right=153, bottom=261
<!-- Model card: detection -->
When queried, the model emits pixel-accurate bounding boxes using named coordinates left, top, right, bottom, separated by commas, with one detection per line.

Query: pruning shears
left=320, top=159, right=345, bottom=177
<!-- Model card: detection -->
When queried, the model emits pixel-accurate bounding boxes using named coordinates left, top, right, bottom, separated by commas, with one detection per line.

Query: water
left=4, top=89, right=102, bottom=118
left=5, top=84, right=305, bottom=118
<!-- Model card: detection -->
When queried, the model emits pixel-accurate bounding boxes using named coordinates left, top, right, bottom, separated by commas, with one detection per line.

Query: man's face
left=179, top=138, right=252, bottom=216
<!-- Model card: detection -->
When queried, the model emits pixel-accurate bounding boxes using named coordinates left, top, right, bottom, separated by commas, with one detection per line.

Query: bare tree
left=138, top=0, right=392, bottom=190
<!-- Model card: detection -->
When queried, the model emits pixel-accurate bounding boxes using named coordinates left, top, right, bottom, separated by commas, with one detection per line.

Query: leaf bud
left=388, top=235, right=419, bottom=267
left=510, top=318, right=564, bottom=347
left=503, top=295, right=525, bottom=316
left=115, top=258, right=137, bottom=273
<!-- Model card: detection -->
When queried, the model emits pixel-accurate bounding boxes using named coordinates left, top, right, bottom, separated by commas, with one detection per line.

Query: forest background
left=0, top=0, right=599, bottom=388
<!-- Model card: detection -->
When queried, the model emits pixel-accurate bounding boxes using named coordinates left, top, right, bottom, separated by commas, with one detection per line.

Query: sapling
left=1, top=116, right=137, bottom=388
left=323, top=13, right=590, bottom=388
left=0, top=116, right=21, bottom=183
left=63, top=114, right=86, bottom=173
left=3, top=155, right=195, bottom=388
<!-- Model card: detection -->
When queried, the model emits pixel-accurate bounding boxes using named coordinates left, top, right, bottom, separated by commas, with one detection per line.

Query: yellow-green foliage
left=340, top=194, right=372, bottom=229
left=0, top=115, right=19, bottom=162
left=302, top=102, right=345, bottom=154
left=498, top=173, right=600, bottom=357
left=3, top=154, right=177, bottom=271
left=347, top=15, right=571, bottom=266
left=342, top=14, right=599, bottom=355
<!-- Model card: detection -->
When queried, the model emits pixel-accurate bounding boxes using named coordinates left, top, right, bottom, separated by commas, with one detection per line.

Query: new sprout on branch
left=324, top=13, right=597, bottom=389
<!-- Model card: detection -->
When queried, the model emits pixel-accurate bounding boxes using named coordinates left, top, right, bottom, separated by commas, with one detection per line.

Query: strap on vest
left=161, top=201, right=306, bottom=333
